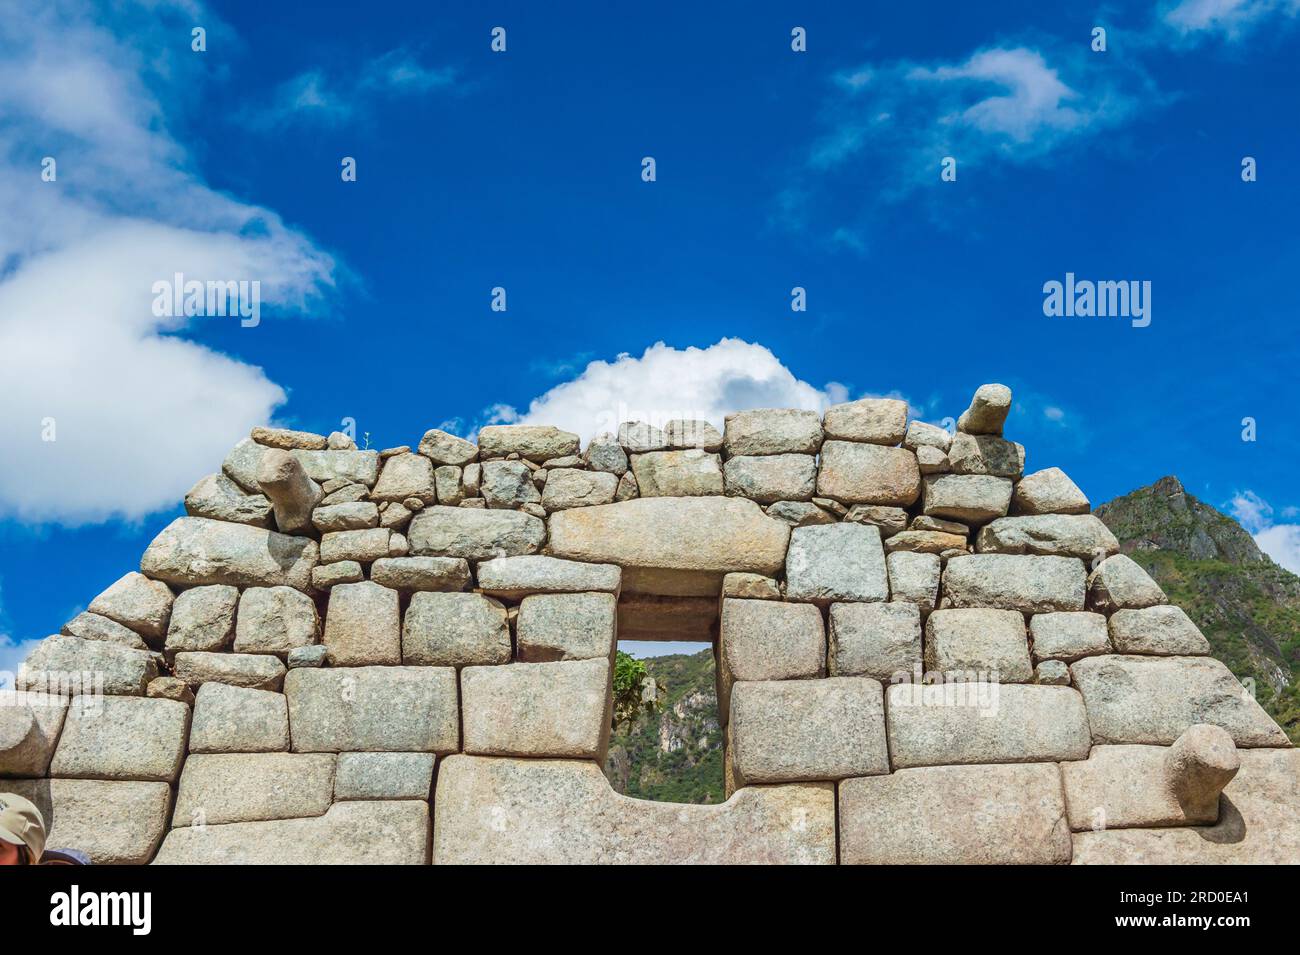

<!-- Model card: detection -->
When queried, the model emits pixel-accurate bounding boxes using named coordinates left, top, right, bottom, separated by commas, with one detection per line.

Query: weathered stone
left=287, top=645, right=328, bottom=669
left=174, top=752, right=335, bottom=826
left=418, top=428, right=478, bottom=466
left=289, top=449, right=380, bottom=487
left=721, top=572, right=781, bottom=600
left=903, top=420, right=952, bottom=452
left=957, top=383, right=1012, bottom=435
left=189, top=683, right=289, bottom=753
left=184, top=472, right=272, bottom=528
left=925, top=608, right=1031, bottom=682
left=141, top=517, right=318, bottom=591
left=912, top=515, right=969, bottom=535
left=0, top=691, right=68, bottom=777
left=947, top=432, right=1024, bottom=479
left=8, top=778, right=171, bottom=865
left=433, top=465, right=464, bottom=506
left=320, top=527, right=391, bottom=564
left=233, top=586, right=319, bottom=656
left=312, top=501, right=379, bottom=532
left=785, top=522, right=888, bottom=606
left=815, top=441, right=920, bottom=506
left=87, top=571, right=174, bottom=644
left=921, top=474, right=1013, bottom=524
left=631, top=449, right=724, bottom=497
left=311, top=561, right=364, bottom=589
left=1109, top=605, right=1209, bottom=655
left=335, top=752, right=435, bottom=800
left=173, top=651, right=285, bottom=691
left=813, top=497, right=848, bottom=517
left=764, top=500, right=835, bottom=526
left=368, top=556, right=468, bottom=593
left=20, top=636, right=158, bottom=697
left=541, top=468, right=618, bottom=510
left=477, top=555, right=621, bottom=600
left=256, top=448, right=323, bottom=534
left=50, top=696, right=189, bottom=782
left=717, top=598, right=825, bottom=720
left=1035, top=659, right=1071, bottom=685
left=976, top=514, right=1119, bottom=560
left=547, top=497, right=789, bottom=596
left=433, top=756, right=833, bottom=864
left=828, top=601, right=921, bottom=681
left=379, top=502, right=413, bottom=530
left=146, top=676, right=193, bottom=704
left=839, top=763, right=1070, bottom=865
left=1029, top=611, right=1110, bottom=662
left=729, top=678, right=888, bottom=784
left=517, top=592, right=617, bottom=662
left=60, top=612, right=147, bottom=649
left=1071, top=654, right=1288, bottom=746
left=583, top=433, right=629, bottom=475
left=402, top=591, right=511, bottom=667
left=1087, top=554, right=1167, bottom=612
left=616, top=421, right=669, bottom=453
left=371, top=452, right=436, bottom=504
left=886, top=551, right=940, bottom=614
left=885, top=682, right=1090, bottom=768
left=285, top=666, right=458, bottom=753
left=462, top=658, right=611, bottom=760
left=614, top=470, right=638, bottom=501
left=915, top=445, right=949, bottom=474
left=843, top=504, right=909, bottom=537
left=884, top=530, right=968, bottom=554
left=479, top=425, right=579, bottom=462
left=222, top=436, right=268, bottom=492
left=251, top=426, right=328, bottom=451
left=409, top=505, right=545, bottom=560
left=1012, top=466, right=1090, bottom=515
left=319, top=482, right=369, bottom=506
left=664, top=419, right=723, bottom=451
left=822, top=397, right=907, bottom=445
left=164, top=584, right=238, bottom=654
left=1166, top=723, right=1240, bottom=820
left=155, top=799, right=430, bottom=864
left=941, top=554, right=1086, bottom=613
left=722, top=453, right=816, bottom=504
left=324, top=581, right=400, bottom=666
left=723, top=408, right=823, bottom=456
left=328, top=431, right=357, bottom=450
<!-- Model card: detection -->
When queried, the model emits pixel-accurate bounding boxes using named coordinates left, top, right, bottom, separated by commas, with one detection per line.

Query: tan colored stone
left=173, top=752, right=335, bottom=826
left=717, top=598, right=825, bottom=719
left=8, top=778, right=171, bottom=865
left=815, top=441, right=920, bottom=506
left=461, top=658, right=611, bottom=760
left=141, top=517, right=318, bottom=591
left=822, top=397, right=907, bottom=445
left=285, top=666, right=459, bottom=753
left=925, top=608, right=1032, bottom=682
left=324, top=581, right=400, bottom=666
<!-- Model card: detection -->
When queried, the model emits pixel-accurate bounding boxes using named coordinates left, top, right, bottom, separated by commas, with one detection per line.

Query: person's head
left=0, top=793, right=46, bottom=864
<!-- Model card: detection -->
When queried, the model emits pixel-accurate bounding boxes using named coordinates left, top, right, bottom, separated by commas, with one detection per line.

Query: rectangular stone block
left=401, top=591, right=511, bottom=667
left=20, top=636, right=158, bottom=697
left=885, top=682, right=1091, bottom=768
left=839, top=763, right=1071, bottom=864
left=408, top=505, right=546, bottom=560
left=729, top=677, right=889, bottom=784
left=976, top=514, right=1119, bottom=560
left=173, top=651, right=286, bottom=691
left=335, top=752, right=435, bottom=800
left=785, top=522, right=888, bottom=605
left=922, top=474, right=1013, bottom=525
left=1061, top=744, right=1218, bottom=831
left=140, top=516, right=318, bottom=590
left=516, top=592, right=617, bottom=662
left=285, top=666, right=460, bottom=753
left=886, top=551, right=940, bottom=614
left=461, top=658, right=611, bottom=760
left=320, top=528, right=392, bottom=564
left=718, top=598, right=825, bottom=721
left=475, top=555, right=621, bottom=599
left=924, top=608, right=1032, bottom=682
left=0, top=691, right=69, bottom=777
left=290, top=448, right=380, bottom=486
left=324, top=580, right=401, bottom=666
left=827, top=601, right=921, bottom=681
left=7, top=778, right=172, bottom=865
left=49, top=696, right=190, bottom=782
left=189, top=683, right=289, bottom=753
left=815, top=441, right=920, bottom=506
left=940, top=554, right=1085, bottom=613
left=173, top=752, right=336, bottom=827
left=1108, top=605, right=1210, bottom=655
left=1029, top=611, right=1110, bottom=663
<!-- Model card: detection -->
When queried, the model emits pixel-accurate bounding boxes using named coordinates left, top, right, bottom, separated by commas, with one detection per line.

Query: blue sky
left=2, top=0, right=1299, bottom=671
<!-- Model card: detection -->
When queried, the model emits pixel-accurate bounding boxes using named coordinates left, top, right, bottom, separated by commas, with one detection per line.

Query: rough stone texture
left=433, top=466, right=465, bottom=506
left=884, top=529, right=968, bottom=555
left=335, top=752, right=435, bottom=801
left=462, top=658, right=611, bottom=760
left=548, top=497, right=789, bottom=596
left=822, top=397, right=907, bottom=445
left=517, top=592, right=617, bottom=662
left=664, top=419, right=723, bottom=451
left=765, top=500, right=835, bottom=527
left=7, top=778, right=171, bottom=865
left=922, top=474, right=1013, bottom=525
left=617, top=421, right=668, bottom=453
left=222, top=436, right=268, bottom=493
left=285, top=666, right=459, bottom=753
left=721, top=572, right=781, bottom=600
left=402, top=591, right=511, bottom=667
left=717, top=598, right=825, bottom=720
left=1035, top=659, right=1071, bottom=685
left=1071, top=654, right=1288, bottom=747
left=840, top=763, right=1070, bottom=865
left=976, top=514, right=1120, bottom=561
left=723, top=453, right=816, bottom=504
left=729, top=678, right=888, bottom=784
left=252, top=426, right=328, bottom=451
left=915, top=445, right=949, bottom=474
left=50, top=696, right=189, bottom=782
left=947, top=432, right=1024, bottom=479
left=371, top=452, right=436, bottom=504
left=1166, top=723, right=1241, bottom=820
left=173, top=752, right=336, bottom=826
left=1029, top=611, right=1110, bottom=662
left=312, top=501, right=379, bottom=532
left=257, top=448, right=323, bottom=534
left=172, top=652, right=286, bottom=691
left=478, top=424, right=579, bottom=462
left=287, top=645, right=328, bottom=669
left=0, top=691, right=69, bottom=777
left=885, top=551, right=941, bottom=614
left=828, top=601, right=921, bottom=681
left=164, top=584, right=238, bottom=654
left=843, top=504, right=909, bottom=537
left=903, top=420, right=952, bottom=452
left=233, top=586, right=319, bottom=655
left=925, top=608, right=1032, bottom=682
left=941, top=554, right=1086, bottom=613
left=476, top=555, right=621, bottom=600
left=816, top=441, right=920, bottom=506
left=723, top=408, right=823, bottom=456
left=368, top=556, right=469, bottom=593
left=1109, top=605, right=1210, bottom=655
left=785, top=522, right=888, bottom=605
left=480, top=460, right=542, bottom=508
left=189, top=683, right=290, bottom=753
left=1012, top=467, right=1090, bottom=515
left=542, top=468, right=618, bottom=510
left=320, top=527, right=392, bottom=564
left=324, top=581, right=401, bottom=666
left=289, top=449, right=380, bottom=487
left=311, top=561, right=364, bottom=590
left=631, top=449, right=724, bottom=497
left=87, top=571, right=174, bottom=644
left=1087, top=554, right=1168, bottom=612
left=433, top=756, right=834, bottom=864
left=957, top=383, right=1012, bottom=435
left=885, top=682, right=1090, bottom=768
left=61, top=611, right=148, bottom=649
left=408, top=505, right=546, bottom=560
left=155, top=800, right=430, bottom=864
left=418, top=428, right=478, bottom=466
left=20, top=636, right=158, bottom=696
left=584, top=433, right=629, bottom=474
left=141, top=517, right=318, bottom=591
left=185, top=472, right=273, bottom=528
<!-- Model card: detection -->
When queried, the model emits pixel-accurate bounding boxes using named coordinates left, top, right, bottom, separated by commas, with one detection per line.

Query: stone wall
left=2, top=385, right=1296, bottom=864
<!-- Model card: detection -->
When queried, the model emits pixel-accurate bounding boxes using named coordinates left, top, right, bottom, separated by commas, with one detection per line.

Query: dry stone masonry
left=3, top=385, right=1296, bottom=864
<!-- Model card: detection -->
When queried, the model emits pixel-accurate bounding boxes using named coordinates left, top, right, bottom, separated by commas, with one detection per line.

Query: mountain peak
left=1094, top=476, right=1266, bottom=565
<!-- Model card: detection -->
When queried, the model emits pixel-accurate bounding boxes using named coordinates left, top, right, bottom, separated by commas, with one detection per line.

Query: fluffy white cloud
left=489, top=339, right=857, bottom=444
left=1229, top=491, right=1300, bottom=574
left=1162, top=0, right=1300, bottom=37
left=0, top=1, right=334, bottom=524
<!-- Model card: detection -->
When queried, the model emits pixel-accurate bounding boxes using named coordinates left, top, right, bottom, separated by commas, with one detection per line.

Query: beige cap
left=0, top=792, right=46, bottom=863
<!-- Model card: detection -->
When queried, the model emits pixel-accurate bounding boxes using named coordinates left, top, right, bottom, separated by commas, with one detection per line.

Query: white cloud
left=488, top=339, right=856, bottom=444
left=1162, top=0, right=1300, bottom=37
left=0, top=1, right=335, bottom=524
left=1229, top=491, right=1300, bottom=574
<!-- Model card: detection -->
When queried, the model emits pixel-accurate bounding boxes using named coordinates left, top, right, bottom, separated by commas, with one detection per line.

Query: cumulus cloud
left=1229, top=491, right=1300, bottom=574
left=1162, top=0, right=1300, bottom=38
left=0, top=0, right=335, bottom=524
